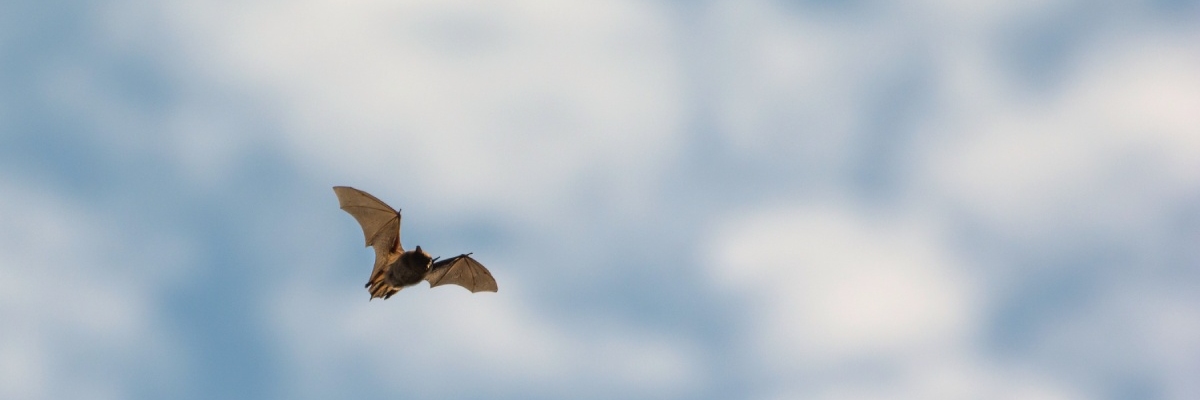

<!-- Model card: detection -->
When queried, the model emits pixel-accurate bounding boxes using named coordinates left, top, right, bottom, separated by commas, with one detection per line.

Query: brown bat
left=333, top=186, right=498, bottom=299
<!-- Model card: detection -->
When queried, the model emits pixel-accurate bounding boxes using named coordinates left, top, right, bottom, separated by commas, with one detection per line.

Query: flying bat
left=333, top=186, right=498, bottom=300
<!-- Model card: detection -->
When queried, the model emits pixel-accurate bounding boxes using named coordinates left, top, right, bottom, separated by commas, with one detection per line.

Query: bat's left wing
left=332, top=186, right=403, bottom=292
left=425, top=254, right=498, bottom=293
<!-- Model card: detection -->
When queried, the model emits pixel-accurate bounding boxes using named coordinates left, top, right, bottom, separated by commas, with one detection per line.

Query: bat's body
left=334, top=186, right=498, bottom=300
left=388, top=250, right=434, bottom=288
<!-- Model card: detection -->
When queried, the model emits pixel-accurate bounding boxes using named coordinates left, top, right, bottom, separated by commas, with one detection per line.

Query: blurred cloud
left=2, top=0, right=1199, bottom=399
left=270, top=275, right=700, bottom=399
left=921, top=32, right=1200, bottom=237
left=699, top=0, right=907, bottom=171
left=709, top=203, right=974, bottom=366
left=706, top=202, right=988, bottom=399
left=154, top=0, right=685, bottom=222
left=0, top=178, right=188, bottom=399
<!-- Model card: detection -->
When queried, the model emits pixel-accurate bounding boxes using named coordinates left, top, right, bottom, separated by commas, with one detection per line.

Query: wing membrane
left=334, top=186, right=404, bottom=292
left=425, top=254, right=498, bottom=293
left=333, top=186, right=403, bottom=253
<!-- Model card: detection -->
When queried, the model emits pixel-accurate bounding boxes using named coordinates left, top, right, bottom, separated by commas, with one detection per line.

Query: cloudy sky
left=2, top=0, right=1199, bottom=399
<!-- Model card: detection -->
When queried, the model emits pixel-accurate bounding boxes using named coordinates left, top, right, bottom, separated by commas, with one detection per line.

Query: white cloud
left=148, top=0, right=684, bottom=222
left=703, top=202, right=1097, bottom=399
left=919, top=33, right=1200, bottom=237
left=269, top=273, right=701, bottom=399
left=909, top=25, right=1200, bottom=400
left=708, top=202, right=976, bottom=368
left=0, top=178, right=187, bottom=400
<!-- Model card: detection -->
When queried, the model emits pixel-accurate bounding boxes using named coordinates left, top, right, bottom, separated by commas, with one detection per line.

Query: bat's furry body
left=334, top=186, right=498, bottom=300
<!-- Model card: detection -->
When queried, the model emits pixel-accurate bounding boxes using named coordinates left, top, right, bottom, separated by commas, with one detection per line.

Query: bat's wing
left=425, top=254, right=498, bottom=293
left=333, top=186, right=402, bottom=250
left=333, top=186, right=403, bottom=288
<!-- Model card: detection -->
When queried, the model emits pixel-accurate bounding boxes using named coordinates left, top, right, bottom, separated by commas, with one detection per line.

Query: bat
left=333, top=186, right=498, bottom=299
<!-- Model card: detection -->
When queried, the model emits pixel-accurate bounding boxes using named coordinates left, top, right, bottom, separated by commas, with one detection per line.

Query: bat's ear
left=414, top=245, right=422, bottom=253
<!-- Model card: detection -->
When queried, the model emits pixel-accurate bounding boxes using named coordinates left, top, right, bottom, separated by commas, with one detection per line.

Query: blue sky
left=2, top=0, right=1199, bottom=399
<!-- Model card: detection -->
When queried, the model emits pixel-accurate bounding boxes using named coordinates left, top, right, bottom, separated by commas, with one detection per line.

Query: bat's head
left=412, top=245, right=433, bottom=265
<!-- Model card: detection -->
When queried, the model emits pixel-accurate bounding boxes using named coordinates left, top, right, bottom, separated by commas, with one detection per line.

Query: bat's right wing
left=333, top=186, right=403, bottom=286
left=426, top=254, right=498, bottom=293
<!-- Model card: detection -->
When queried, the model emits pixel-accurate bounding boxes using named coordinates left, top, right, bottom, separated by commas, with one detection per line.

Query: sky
left=2, top=0, right=1199, bottom=399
